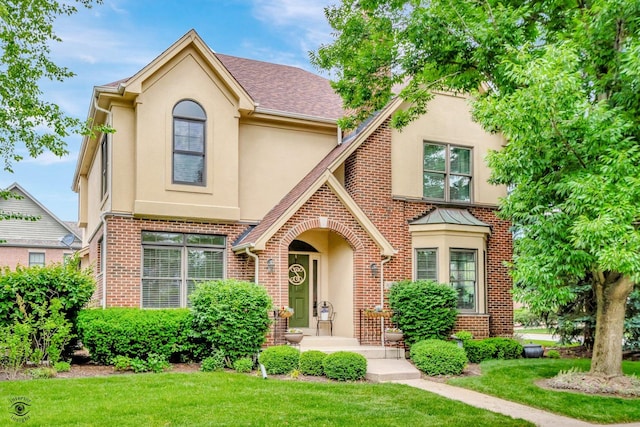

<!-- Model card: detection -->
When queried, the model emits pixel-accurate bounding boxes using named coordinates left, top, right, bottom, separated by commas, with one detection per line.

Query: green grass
left=449, top=359, right=640, bottom=424
left=0, top=371, right=532, bottom=426
left=516, top=327, right=552, bottom=334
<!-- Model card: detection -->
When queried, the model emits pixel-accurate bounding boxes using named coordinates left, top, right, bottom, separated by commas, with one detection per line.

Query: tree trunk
left=590, top=273, right=634, bottom=377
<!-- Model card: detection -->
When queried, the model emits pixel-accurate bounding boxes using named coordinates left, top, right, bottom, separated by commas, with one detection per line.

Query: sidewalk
left=393, top=378, right=640, bottom=427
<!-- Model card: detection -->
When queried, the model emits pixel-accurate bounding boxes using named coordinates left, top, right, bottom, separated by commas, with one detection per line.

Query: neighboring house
left=0, top=183, right=81, bottom=269
left=72, top=30, right=512, bottom=341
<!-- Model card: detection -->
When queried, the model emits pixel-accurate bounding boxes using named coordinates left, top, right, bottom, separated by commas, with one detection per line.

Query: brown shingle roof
left=101, top=52, right=344, bottom=120
left=215, top=54, right=343, bottom=120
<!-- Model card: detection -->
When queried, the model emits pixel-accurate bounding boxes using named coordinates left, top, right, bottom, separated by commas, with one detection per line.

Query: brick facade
left=93, top=121, right=512, bottom=341
left=343, top=118, right=513, bottom=337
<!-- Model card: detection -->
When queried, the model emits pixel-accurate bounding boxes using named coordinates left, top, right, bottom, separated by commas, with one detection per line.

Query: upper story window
left=173, top=100, right=206, bottom=185
left=423, top=142, right=472, bottom=202
left=101, top=134, right=108, bottom=198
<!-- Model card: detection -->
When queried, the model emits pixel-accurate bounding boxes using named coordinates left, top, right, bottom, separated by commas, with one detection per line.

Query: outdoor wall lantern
left=370, top=262, right=379, bottom=278
left=266, top=258, right=275, bottom=274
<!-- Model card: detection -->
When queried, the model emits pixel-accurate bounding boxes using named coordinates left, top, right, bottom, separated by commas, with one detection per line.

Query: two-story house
left=0, top=183, right=81, bottom=269
left=72, top=30, right=512, bottom=342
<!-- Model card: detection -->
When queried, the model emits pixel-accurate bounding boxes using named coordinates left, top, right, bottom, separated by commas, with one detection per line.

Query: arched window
left=173, top=100, right=206, bottom=185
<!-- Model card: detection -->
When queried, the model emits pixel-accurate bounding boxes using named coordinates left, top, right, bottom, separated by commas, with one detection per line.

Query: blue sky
left=1, top=0, right=336, bottom=221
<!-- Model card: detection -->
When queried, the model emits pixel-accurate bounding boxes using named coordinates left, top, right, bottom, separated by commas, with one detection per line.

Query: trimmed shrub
left=190, top=279, right=272, bottom=363
left=388, top=280, right=457, bottom=344
left=259, top=345, right=300, bottom=375
left=76, top=308, right=194, bottom=364
left=53, top=361, right=71, bottom=372
left=453, top=331, right=473, bottom=341
left=0, top=260, right=95, bottom=327
left=233, top=357, right=254, bottom=373
left=463, top=340, right=497, bottom=364
left=410, top=339, right=468, bottom=375
left=299, top=350, right=327, bottom=376
left=483, top=338, right=523, bottom=360
left=322, top=351, right=367, bottom=381
left=546, top=349, right=561, bottom=359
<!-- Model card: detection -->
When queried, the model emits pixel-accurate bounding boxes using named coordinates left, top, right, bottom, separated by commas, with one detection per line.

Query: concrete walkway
left=393, top=378, right=640, bottom=427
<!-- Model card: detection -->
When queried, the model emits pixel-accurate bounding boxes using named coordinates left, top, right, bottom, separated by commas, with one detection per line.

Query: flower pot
left=384, top=332, right=404, bottom=342
left=284, top=333, right=304, bottom=344
left=522, top=344, right=544, bottom=358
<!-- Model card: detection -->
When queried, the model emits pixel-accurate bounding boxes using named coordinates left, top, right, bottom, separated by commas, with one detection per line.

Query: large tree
left=0, top=0, right=100, bottom=218
left=312, top=0, right=640, bottom=377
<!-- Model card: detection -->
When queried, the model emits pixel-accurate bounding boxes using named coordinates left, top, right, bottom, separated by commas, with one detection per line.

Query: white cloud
left=23, top=151, right=78, bottom=166
left=250, top=0, right=336, bottom=55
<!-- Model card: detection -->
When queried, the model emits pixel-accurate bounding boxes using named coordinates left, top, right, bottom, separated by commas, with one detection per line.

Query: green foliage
left=145, top=353, right=170, bottom=373
left=454, top=331, right=473, bottom=341
left=190, top=279, right=272, bottom=363
left=314, top=0, right=640, bottom=376
left=233, top=357, right=254, bottom=373
left=411, top=339, right=468, bottom=376
left=259, top=345, right=300, bottom=375
left=322, top=351, right=367, bottom=381
left=200, top=349, right=226, bottom=372
left=0, top=0, right=104, bottom=176
left=53, top=361, right=71, bottom=372
left=463, top=340, right=496, bottom=364
left=299, top=350, right=327, bottom=376
left=0, top=261, right=95, bottom=328
left=546, top=350, right=561, bottom=359
left=76, top=308, right=195, bottom=364
left=0, top=322, right=32, bottom=379
left=111, top=355, right=132, bottom=371
left=130, top=357, right=148, bottom=373
left=465, top=338, right=522, bottom=363
left=28, top=367, right=57, bottom=379
left=483, top=338, right=523, bottom=360
left=625, top=289, right=640, bottom=350
left=388, top=280, right=458, bottom=344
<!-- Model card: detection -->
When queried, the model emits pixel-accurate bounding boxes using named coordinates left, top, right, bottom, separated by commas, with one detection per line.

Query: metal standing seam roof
left=410, top=208, right=490, bottom=227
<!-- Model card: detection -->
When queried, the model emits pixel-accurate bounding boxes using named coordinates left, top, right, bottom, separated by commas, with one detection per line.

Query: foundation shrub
left=259, top=345, right=300, bottom=375
left=463, top=340, right=497, bottom=363
left=233, top=357, right=254, bottom=373
left=322, top=351, right=367, bottom=381
left=483, top=338, right=523, bottom=360
left=190, top=279, right=272, bottom=364
left=388, top=280, right=457, bottom=344
left=299, top=350, right=327, bottom=376
left=410, top=339, right=468, bottom=375
left=0, top=259, right=94, bottom=328
left=200, top=349, right=226, bottom=372
left=76, top=308, right=193, bottom=364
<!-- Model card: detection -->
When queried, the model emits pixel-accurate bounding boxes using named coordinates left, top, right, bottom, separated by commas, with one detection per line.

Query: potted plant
left=283, top=328, right=304, bottom=344
left=278, top=306, right=294, bottom=318
left=384, top=327, right=404, bottom=342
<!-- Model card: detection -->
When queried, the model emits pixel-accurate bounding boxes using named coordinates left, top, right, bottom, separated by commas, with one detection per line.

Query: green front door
left=288, top=254, right=309, bottom=328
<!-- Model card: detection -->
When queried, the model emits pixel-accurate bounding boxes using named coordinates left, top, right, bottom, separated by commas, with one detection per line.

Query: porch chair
left=316, top=301, right=336, bottom=336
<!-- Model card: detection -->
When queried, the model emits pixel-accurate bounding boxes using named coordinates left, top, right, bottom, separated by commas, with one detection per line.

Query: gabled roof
left=410, top=208, right=490, bottom=227
left=99, top=30, right=344, bottom=121
left=233, top=99, right=403, bottom=256
left=0, top=183, right=81, bottom=248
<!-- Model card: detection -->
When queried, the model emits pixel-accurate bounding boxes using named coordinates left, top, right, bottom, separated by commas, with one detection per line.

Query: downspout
left=245, top=247, right=259, bottom=284
left=94, top=98, right=112, bottom=310
left=380, top=256, right=392, bottom=346
left=337, top=126, right=343, bottom=145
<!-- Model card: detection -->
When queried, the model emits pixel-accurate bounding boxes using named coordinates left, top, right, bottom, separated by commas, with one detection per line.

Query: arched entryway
left=287, top=229, right=354, bottom=337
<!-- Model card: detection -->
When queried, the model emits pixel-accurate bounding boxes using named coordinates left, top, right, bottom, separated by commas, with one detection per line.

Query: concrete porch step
left=298, top=336, right=406, bottom=359
left=365, top=359, right=422, bottom=382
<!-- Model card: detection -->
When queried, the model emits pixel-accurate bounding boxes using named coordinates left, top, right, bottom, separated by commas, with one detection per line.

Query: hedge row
left=258, top=347, right=366, bottom=381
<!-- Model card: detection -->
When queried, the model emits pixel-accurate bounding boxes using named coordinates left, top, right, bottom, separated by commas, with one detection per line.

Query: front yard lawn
left=449, top=359, right=640, bottom=424
left=0, top=371, right=532, bottom=426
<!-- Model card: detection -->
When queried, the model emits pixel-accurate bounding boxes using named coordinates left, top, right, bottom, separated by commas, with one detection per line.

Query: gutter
left=244, top=246, right=259, bottom=284
left=253, top=106, right=338, bottom=125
